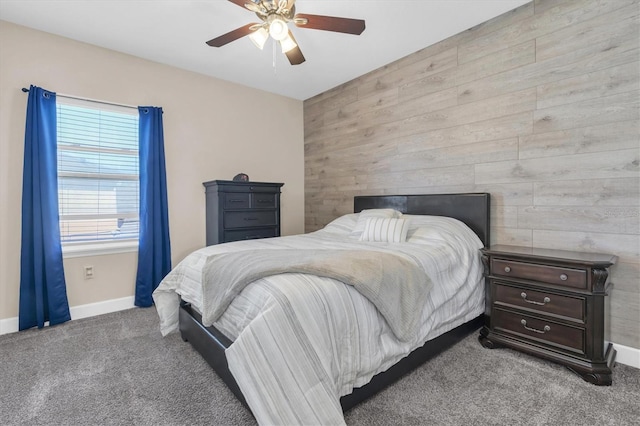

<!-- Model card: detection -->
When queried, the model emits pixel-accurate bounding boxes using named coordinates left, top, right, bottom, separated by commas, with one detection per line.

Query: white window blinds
left=56, top=100, right=139, bottom=244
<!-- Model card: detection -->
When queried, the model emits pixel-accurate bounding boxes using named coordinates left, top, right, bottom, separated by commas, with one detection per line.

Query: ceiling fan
left=206, top=0, right=366, bottom=65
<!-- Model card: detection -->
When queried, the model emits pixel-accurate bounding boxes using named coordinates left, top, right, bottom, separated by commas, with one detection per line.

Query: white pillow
left=359, top=217, right=409, bottom=243
left=403, top=215, right=483, bottom=250
left=406, top=226, right=450, bottom=244
left=350, top=209, right=402, bottom=239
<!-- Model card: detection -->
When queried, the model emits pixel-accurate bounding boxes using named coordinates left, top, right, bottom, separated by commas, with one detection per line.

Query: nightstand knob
left=560, top=273, right=568, bottom=281
left=504, top=266, right=511, bottom=273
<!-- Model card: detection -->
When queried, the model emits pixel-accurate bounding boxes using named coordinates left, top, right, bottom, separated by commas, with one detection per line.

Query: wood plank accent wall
left=303, top=0, right=640, bottom=349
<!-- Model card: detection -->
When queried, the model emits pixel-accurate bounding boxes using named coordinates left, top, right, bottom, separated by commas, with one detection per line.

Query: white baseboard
left=0, top=316, right=18, bottom=336
left=0, top=296, right=135, bottom=336
left=611, top=342, right=640, bottom=369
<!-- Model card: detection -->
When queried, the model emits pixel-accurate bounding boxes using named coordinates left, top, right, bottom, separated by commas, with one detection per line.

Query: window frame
left=55, top=97, right=140, bottom=258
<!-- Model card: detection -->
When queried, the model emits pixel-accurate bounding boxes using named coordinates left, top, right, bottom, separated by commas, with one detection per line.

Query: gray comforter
left=201, top=248, right=432, bottom=342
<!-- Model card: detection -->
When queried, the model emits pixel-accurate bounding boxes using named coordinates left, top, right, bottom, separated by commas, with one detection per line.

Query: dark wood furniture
left=179, top=192, right=490, bottom=414
left=479, top=245, right=617, bottom=385
left=203, top=180, right=283, bottom=245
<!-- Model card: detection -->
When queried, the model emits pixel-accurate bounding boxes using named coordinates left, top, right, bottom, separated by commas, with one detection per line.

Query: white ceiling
left=0, top=0, right=530, bottom=100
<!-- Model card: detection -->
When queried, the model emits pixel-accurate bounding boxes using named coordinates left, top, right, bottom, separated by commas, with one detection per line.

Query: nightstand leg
left=566, top=344, right=616, bottom=386
left=566, top=367, right=613, bottom=386
left=478, top=327, right=502, bottom=349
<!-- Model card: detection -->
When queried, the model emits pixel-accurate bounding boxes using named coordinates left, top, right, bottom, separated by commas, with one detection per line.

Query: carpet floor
left=1, top=307, right=638, bottom=425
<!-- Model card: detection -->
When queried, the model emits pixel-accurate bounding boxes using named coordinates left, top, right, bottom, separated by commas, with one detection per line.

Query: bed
left=154, top=193, right=490, bottom=425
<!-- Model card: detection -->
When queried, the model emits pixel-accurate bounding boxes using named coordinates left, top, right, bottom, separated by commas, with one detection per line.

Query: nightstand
left=479, top=245, right=617, bottom=385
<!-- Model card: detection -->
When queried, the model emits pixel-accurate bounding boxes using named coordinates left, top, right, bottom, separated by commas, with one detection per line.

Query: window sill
left=62, top=240, right=138, bottom=258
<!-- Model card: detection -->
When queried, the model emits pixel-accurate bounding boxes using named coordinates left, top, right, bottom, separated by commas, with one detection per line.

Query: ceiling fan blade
left=206, top=23, right=258, bottom=47
left=294, top=13, right=365, bottom=35
left=284, top=31, right=305, bottom=65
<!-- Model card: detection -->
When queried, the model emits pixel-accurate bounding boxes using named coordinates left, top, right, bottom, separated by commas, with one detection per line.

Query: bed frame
left=179, top=193, right=490, bottom=412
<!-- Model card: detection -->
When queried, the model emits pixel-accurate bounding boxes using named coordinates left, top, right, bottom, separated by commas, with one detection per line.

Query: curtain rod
left=21, top=87, right=137, bottom=110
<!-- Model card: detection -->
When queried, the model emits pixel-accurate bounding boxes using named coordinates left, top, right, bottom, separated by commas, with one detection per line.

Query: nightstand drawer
left=224, top=210, right=277, bottom=228
left=224, top=228, right=277, bottom=242
left=493, top=309, right=585, bottom=355
left=494, top=282, right=585, bottom=322
left=492, top=259, right=586, bottom=289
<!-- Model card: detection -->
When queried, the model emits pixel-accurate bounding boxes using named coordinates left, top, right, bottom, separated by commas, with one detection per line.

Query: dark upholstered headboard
left=354, top=193, right=490, bottom=247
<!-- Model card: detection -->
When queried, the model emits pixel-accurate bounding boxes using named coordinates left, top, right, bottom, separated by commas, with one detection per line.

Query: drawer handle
left=257, top=200, right=271, bottom=204
left=520, top=292, right=551, bottom=306
left=560, top=273, right=568, bottom=281
left=504, top=266, right=511, bottom=273
left=521, top=319, right=550, bottom=334
left=244, top=217, right=259, bottom=221
left=229, top=199, right=245, bottom=203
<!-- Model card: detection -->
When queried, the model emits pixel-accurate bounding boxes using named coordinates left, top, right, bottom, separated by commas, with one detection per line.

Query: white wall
left=0, top=20, right=305, bottom=322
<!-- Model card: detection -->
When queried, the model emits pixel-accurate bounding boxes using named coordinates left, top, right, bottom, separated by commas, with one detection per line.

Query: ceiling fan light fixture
left=249, top=27, right=269, bottom=50
left=268, top=17, right=289, bottom=41
left=280, top=34, right=297, bottom=53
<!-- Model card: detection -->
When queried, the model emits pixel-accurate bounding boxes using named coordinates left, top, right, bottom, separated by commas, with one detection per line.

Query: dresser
left=479, top=245, right=617, bottom=385
left=203, top=180, right=284, bottom=245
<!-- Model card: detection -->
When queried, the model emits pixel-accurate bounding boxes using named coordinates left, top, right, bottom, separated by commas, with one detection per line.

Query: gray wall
left=303, top=0, right=639, bottom=349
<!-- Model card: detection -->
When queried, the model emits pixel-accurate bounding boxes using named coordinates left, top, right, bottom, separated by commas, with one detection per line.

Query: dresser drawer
left=493, top=282, right=585, bottom=322
left=252, top=193, right=277, bottom=208
left=224, top=228, right=277, bottom=242
left=492, top=258, right=586, bottom=289
left=223, top=193, right=277, bottom=209
left=224, top=210, right=277, bottom=228
left=493, top=309, right=585, bottom=355
left=224, top=193, right=250, bottom=209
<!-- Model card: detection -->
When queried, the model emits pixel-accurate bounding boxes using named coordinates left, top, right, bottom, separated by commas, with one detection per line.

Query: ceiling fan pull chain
left=273, top=40, right=277, bottom=73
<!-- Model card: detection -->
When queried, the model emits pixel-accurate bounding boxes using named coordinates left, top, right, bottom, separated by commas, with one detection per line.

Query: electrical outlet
left=84, top=265, right=94, bottom=280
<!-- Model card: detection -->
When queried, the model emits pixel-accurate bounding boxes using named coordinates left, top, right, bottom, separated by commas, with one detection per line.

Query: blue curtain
left=135, top=106, right=171, bottom=307
left=19, top=85, right=71, bottom=330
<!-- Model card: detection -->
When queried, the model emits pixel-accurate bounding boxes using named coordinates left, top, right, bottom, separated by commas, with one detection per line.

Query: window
left=56, top=98, right=139, bottom=254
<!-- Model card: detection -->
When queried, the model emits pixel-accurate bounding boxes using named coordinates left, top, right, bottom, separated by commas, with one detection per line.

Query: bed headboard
left=354, top=193, right=490, bottom=247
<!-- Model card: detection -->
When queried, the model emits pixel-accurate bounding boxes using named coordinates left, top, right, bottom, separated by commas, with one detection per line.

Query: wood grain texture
left=534, top=178, right=640, bottom=206
left=518, top=206, right=640, bottom=234
left=458, top=0, right=636, bottom=64
left=398, top=112, right=533, bottom=153
left=457, top=22, right=639, bottom=105
left=520, top=120, right=639, bottom=159
left=535, top=3, right=639, bottom=62
left=532, top=230, right=639, bottom=264
left=533, top=90, right=639, bottom=134
left=491, top=227, right=533, bottom=247
left=359, top=47, right=458, bottom=100
left=474, top=183, right=534, bottom=206
left=536, top=62, right=639, bottom=109
left=475, top=149, right=639, bottom=184
left=304, top=0, right=640, bottom=347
